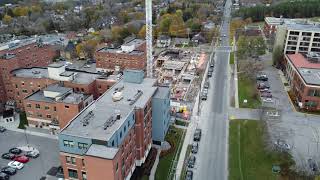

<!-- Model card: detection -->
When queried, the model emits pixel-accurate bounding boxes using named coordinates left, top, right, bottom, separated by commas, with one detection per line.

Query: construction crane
left=145, top=0, right=153, bottom=78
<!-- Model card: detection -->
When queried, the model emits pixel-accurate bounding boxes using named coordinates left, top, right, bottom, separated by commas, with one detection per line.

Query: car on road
left=188, top=155, right=196, bottom=168
left=2, top=153, right=16, bottom=160
left=186, top=170, right=193, bottom=180
left=193, top=128, right=202, bottom=141
left=8, top=161, right=24, bottom=170
left=222, top=34, right=226, bottom=37
left=262, top=98, right=274, bottom=103
left=208, top=67, right=214, bottom=72
left=0, top=172, right=9, bottom=180
left=259, top=89, right=271, bottom=93
left=201, top=89, right=208, bottom=100
left=210, top=63, right=214, bottom=68
left=207, top=71, right=212, bottom=77
left=261, top=92, right=272, bottom=98
left=256, top=74, right=268, bottom=81
left=0, top=126, right=6, bottom=133
left=274, top=140, right=291, bottom=150
left=9, top=148, right=22, bottom=155
left=191, top=142, right=199, bottom=154
left=1, top=167, right=16, bottom=176
left=204, top=81, right=210, bottom=89
left=308, top=159, right=318, bottom=172
left=257, top=82, right=270, bottom=89
left=14, top=155, right=29, bottom=163
left=26, top=149, right=40, bottom=158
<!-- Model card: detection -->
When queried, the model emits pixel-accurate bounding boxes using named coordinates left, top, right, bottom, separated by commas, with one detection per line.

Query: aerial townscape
left=0, top=0, right=320, bottom=180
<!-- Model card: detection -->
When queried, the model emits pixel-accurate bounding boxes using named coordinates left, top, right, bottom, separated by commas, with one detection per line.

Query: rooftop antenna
left=146, top=0, right=153, bottom=78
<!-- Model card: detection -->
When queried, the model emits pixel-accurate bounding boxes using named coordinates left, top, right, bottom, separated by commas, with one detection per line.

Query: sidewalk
left=149, top=147, right=160, bottom=180
left=233, top=35, right=239, bottom=108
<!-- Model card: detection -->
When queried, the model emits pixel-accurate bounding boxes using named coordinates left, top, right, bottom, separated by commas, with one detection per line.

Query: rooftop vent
left=114, top=85, right=124, bottom=92
left=128, top=90, right=143, bottom=105
left=32, top=70, right=41, bottom=74
left=103, top=113, right=121, bottom=130
left=112, top=91, right=123, bottom=102
left=306, top=52, right=320, bottom=63
left=81, top=110, right=94, bottom=126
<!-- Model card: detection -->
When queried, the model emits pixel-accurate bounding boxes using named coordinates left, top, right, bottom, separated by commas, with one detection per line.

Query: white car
left=8, top=161, right=24, bottom=169
left=262, top=98, right=274, bottom=103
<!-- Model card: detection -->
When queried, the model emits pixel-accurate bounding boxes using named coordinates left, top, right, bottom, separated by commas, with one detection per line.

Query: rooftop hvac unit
left=112, top=91, right=123, bottom=102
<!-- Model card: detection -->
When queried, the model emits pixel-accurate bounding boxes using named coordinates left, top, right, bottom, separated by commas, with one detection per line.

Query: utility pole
left=145, top=0, right=153, bottom=78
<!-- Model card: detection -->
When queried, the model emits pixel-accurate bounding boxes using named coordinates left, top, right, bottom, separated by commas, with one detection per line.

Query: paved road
left=194, top=0, right=232, bottom=179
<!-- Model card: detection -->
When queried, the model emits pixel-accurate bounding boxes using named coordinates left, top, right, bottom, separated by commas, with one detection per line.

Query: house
left=157, top=35, right=171, bottom=48
left=192, top=33, right=206, bottom=44
left=2, top=109, right=14, bottom=123
left=203, top=21, right=215, bottom=30
left=173, top=38, right=190, bottom=47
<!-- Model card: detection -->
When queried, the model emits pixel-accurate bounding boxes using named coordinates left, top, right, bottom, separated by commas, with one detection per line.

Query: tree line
left=234, top=0, right=320, bottom=22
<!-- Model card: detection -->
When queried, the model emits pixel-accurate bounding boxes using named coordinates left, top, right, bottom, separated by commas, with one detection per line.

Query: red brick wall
left=64, top=81, right=97, bottom=99
left=95, top=79, right=116, bottom=97
left=60, top=153, right=87, bottom=180
left=56, top=102, right=82, bottom=129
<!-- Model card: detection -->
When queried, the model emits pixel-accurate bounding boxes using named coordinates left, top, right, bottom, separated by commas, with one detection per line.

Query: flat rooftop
left=287, top=54, right=320, bottom=69
left=85, top=144, right=118, bottom=159
left=122, top=38, right=145, bottom=47
left=61, top=78, right=157, bottom=142
left=97, top=47, right=144, bottom=55
left=153, top=87, right=170, bottom=99
left=11, top=67, right=49, bottom=79
left=66, top=61, right=97, bottom=73
left=286, top=23, right=320, bottom=32
left=163, top=61, right=186, bottom=70
left=298, top=68, right=320, bottom=86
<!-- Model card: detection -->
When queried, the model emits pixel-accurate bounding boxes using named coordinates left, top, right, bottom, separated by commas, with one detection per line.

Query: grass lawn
left=180, top=145, right=192, bottom=180
left=155, top=126, right=185, bottom=180
left=230, top=52, right=234, bottom=64
left=18, top=111, right=28, bottom=129
left=229, top=120, right=294, bottom=180
left=238, top=74, right=261, bottom=108
left=175, top=120, right=189, bottom=127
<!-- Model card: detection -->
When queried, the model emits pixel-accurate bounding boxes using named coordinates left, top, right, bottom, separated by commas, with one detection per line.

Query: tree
left=272, top=45, right=283, bottom=66
left=13, top=7, right=29, bottom=17
left=75, top=43, right=84, bottom=58
left=3, top=14, right=12, bottom=24
left=237, top=36, right=249, bottom=59
left=138, top=25, right=146, bottom=39
left=169, top=14, right=187, bottom=37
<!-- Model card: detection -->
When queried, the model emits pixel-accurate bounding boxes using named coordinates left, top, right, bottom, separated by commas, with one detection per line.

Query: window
left=124, top=126, right=126, bottom=133
left=66, top=156, right=71, bottom=163
left=82, top=159, right=85, bottom=166
left=82, top=172, right=87, bottom=180
left=37, top=113, right=42, bottom=118
left=36, top=104, right=40, bottom=109
left=112, top=140, right=114, bottom=146
left=54, top=106, right=57, bottom=111
left=26, top=104, right=31, bottom=108
left=63, top=140, right=75, bottom=148
left=78, top=142, right=88, bottom=150
left=120, top=131, right=122, bottom=138
left=144, top=105, right=148, bottom=116
left=81, top=88, right=84, bottom=92
left=308, top=89, right=320, bottom=97
left=47, top=115, right=51, bottom=118
left=22, top=89, right=28, bottom=93
left=45, top=106, right=50, bottom=110
left=68, top=169, right=78, bottom=179
left=115, top=163, right=118, bottom=172
left=65, top=105, right=69, bottom=109
left=15, top=84, right=18, bottom=88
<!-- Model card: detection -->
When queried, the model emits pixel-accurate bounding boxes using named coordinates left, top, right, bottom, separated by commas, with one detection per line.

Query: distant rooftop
left=286, top=23, right=320, bottom=32
left=11, top=67, right=49, bottom=79
left=48, top=62, right=65, bottom=68
left=97, top=47, right=144, bottom=55
left=85, top=144, right=118, bottom=159
left=286, top=53, right=320, bottom=69
left=61, top=78, right=157, bottom=142
left=163, top=61, right=185, bottom=70
left=265, top=17, right=320, bottom=31
left=122, top=38, right=145, bottom=47
left=298, top=68, right=320, bottom=86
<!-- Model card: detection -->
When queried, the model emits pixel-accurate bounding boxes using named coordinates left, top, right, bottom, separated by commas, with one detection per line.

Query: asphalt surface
left=0, top=130, right=60, bottom=180
left=193, top=0, right=232, bottom=179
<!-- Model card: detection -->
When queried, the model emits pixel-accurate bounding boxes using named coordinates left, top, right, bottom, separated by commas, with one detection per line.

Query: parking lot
left=0, top=130, right=60, bottom=180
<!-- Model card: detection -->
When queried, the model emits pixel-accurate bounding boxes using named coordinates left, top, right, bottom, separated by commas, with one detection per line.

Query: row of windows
left=308, top=89, right=320, bottom=97
left=27, top=111, right=52, bottom=119
left=68, top=169, right=87, bottom=180
left=63, top=140, right=89, bottom=150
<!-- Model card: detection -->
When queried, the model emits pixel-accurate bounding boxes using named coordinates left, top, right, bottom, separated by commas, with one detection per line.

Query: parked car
left=274, top=139, right=291, bottom=150
left=201, top=89, right=208, bottom=100
left=1, top=153, right=15, bottom=160
left=308, top=159, right=318, bottom=172
left=186, top=170, right=193, bottom=180
left=9, top=148, right=21, bottom=155
left=0, top=126, right=6, bottom=133
left=188, top=155, right=196, bottom=168
left=259, top=88, right=271, bottom=93
left=191, top=142, right=199, bottom=154
left=14, top=155, right=29, bottom=163
left=210, top=63, right=214, bottom=68
left=256, top=74, right=268, bottom=81
left=193, top=129, right=202, bottom=141
left=207, top=71, right=212, bottom=77
left=7, top=161, right=24, bottom=170
left=257, top=82, right=270, bottom=89
left=0, top=172, right=9, bottom=180
left=204, top=81, right=210, bottom=89
left=261, top=92, right=272, bottom=98
left=208, top=67, right=214, bottom=72
left=262, top=98, right=274, bottom=103
left=1, top=166, right=16, bottom=175
left=26, top=149, right=40, bottom=158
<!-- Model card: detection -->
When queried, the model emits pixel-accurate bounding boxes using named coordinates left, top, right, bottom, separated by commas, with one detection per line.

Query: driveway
left=0, top=130, right=60, bottom=180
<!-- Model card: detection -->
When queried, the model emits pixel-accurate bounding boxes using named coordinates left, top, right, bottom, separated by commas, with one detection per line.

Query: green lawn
left=180, top=145, right=192, bottom=180
left=230, top=52, right=235, bottom=64
left=229, top=120, right=294, bottom=180
left=155, top=126, right=185, bottom=180
left=18, top=112, right=28, bottom=129
left=175, top=120, right=189, bottom=127
left=238, top=75, right=261, bottom=108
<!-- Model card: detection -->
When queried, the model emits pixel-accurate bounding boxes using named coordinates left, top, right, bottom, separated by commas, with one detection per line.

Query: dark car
left=26, top=150, right=40, bottom=158
left=208, top=67, right=214, bottom=72
left=9, top=148, right=22, bottom=155
left=261, top=92, right=272, bottom=98
left=1, top=167, right=16, bottom=175
left=1, top=153, right=15, bottom=160
left=256, top=75, right=268, bottom=81
left=191, top=142, right=199, bottom=154
left=308, top=159, right=318, bottom=172
left=257, top=83, right=270, bottom=89
left=210, top=63, right=214, bottom=68
left=0, top=172, right=9, bottom=180
left=0, top=126, right=6, bottom=133
left=201, top=89, right=208, bottom=100
left=204, top=81, right=210, bottom=89
left=186, top=170, right=193, bottom=180
left=193, top=128, right=202, bottom=141
left=207, top=71, right=212, bottom=77
left=188, top=155, right=196, bottom=168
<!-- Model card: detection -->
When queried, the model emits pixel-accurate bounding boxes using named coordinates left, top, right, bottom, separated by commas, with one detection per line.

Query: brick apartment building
left=10, top=63, right=117, bottom=109
left=284, top=53, right=320, bottom=111
left=58, top=70, right=170, bottom=180
left=95, top=38, right=146, bottom=72
left=0, top=39, right=58, bottom=110
left=24, top=84, right=93, bottom=134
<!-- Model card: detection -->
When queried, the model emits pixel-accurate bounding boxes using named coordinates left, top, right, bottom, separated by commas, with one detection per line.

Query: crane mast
left=145, top=0, right=153, bottom=78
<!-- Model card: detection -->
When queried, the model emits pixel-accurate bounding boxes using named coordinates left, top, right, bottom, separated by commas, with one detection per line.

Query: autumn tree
left=272, top=45, right=283, bottom=66
left=138, top=25, right=146, bottom=39
left=3, top=14, right=12, bottom=24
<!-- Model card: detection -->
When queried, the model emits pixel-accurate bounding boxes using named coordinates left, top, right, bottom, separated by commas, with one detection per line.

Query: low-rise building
left=157, top=35, right=171, bottom=48
left=284, top=53, right=320, bottom=111
left=95, top=38, right=146, bottom=72
left=58, top=70, right=170, bottom=180
left=24, top=84, right=93, bottom=134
